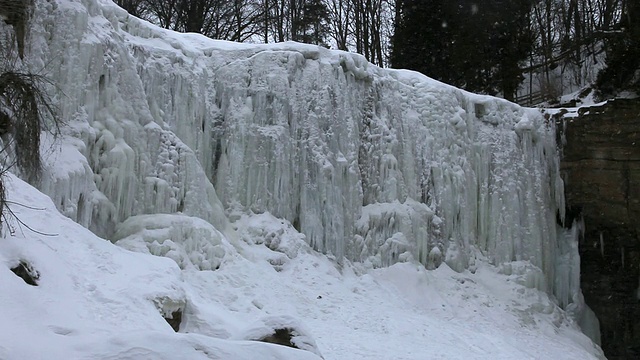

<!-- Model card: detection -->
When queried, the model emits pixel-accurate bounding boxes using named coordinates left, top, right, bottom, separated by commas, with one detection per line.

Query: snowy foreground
left=0, top=0, right=606, bottom=358
left=1, top=175, right=602, bottom=359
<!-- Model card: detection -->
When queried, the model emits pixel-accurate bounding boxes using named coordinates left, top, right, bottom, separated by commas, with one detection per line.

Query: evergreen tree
left=391, top=0, right=533, bottom=101
left=596, top=0, right=640, bottom=97
left=391, top=0, right=454, bottom=84
left=297, top=0, right=330, bottom=45
left=488, top=0, right=534, bottom=101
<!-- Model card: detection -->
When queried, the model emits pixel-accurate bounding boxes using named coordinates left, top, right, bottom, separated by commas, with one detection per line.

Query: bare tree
left=524, top=0, right=626, bottom=99
left=0, top=0, right=61, bottom=227
left=115, top=0, right=148, bottom=18
left=141, top=0, right=267, bottom=41
left=326, top=0, right=351, bottom=50
left=143, top=0, right=180, bottom=29
left=0, top=71, right=57, bottom=183
left=229, top=0, right=267, bottom=42
left=324, top=0, right=392, bottom=65
left=0, top=0, right=31, bottom=59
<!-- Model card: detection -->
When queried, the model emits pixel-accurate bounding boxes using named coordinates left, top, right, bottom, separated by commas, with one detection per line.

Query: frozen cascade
left=556, top=219, right=601, bottom=345
left=21, top=0, right=232, bottom=240
left=9, top=0, right=596, bottom=337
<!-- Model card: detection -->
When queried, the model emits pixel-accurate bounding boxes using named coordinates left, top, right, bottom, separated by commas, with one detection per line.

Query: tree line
left=392, top=0, right=638, bottom=101
left=115, top=0, right=393, bottom=67
left=391, top=0, right=533, bottom=101
left=116, top=0, right=639, bottom=101
left=525, top=0, right=638, bottom=100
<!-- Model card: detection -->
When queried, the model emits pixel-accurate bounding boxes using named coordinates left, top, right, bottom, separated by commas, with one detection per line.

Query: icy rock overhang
left=236, top=315, right=323, bottom=358
left=22, top=1, right=565, bottom=292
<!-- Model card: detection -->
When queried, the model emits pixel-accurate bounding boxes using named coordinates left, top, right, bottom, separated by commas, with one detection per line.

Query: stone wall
left=559, top=98, right=640, bottom=359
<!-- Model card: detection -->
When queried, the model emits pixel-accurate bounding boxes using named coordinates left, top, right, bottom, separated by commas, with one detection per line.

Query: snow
left=0, top=0, right=607, bottom=358
left=114, top=214, right=236, bottom=271
left=0, top=174, right=320, bottom=360
left=0, top=175, right=604, bottom=360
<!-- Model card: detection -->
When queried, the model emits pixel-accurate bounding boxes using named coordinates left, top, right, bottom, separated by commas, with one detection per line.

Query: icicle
left=28, top=0, right=570, bottom=286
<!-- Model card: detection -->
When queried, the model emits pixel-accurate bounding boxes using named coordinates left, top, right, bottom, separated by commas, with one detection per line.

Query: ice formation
left=4, top=0, right=596, bottom=343
left=0, top=175, right=604, bottom=359
left=24, top=0, right=232, bottom=240
left=233, top=211, right=310, bottom=260
left=114, top=214, right=235, bottom=271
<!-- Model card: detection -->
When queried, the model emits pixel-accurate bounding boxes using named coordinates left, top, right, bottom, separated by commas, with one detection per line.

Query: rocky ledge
left=558, top=98, right=640, bottom=359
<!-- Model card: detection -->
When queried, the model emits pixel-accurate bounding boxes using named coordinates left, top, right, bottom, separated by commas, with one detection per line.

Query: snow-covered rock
left=237, top=315, right=323, bottom=357
left=113, top=214, right=235, bottom=271
left=234, top=211, right=310, bottom=260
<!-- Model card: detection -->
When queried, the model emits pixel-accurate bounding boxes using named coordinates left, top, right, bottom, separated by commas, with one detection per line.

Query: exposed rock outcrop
left=238, top=316, right=323, bottom=358
left=10, top=260, right=39, bottom=286
left=559, top=98, right=640, bottom=359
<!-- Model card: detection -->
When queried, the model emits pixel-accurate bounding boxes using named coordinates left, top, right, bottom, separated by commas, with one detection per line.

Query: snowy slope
left=1, top=175, right=603, bottom=359
left=0, top=0, right=606, bottom=358
left=0, top=174, right=321, bottom=360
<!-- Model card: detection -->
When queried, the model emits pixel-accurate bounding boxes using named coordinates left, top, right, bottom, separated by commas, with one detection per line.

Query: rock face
left=559, top=98, right=640, bottom=359
left=9, top=261, right=39, bottom=286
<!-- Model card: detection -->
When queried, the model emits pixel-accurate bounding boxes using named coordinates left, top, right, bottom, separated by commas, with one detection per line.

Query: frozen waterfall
left=8, top=0, right=592, bottom=334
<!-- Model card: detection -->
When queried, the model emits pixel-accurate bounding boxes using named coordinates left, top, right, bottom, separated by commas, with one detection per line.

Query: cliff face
left=561, top=99, right=640, bottom=237
left=559, top=98, right=640, bottom=358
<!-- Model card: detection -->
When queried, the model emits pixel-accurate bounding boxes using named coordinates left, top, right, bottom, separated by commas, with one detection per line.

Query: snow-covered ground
left=1, top=175, right=603, bottom=359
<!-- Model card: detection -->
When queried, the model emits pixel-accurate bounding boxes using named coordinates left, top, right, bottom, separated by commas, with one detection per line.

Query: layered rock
left=559, top=98, right=640, bottom=358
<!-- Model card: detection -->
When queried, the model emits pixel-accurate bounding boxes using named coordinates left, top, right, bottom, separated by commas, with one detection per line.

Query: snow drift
left=0, top=174, right=323, bottom=360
